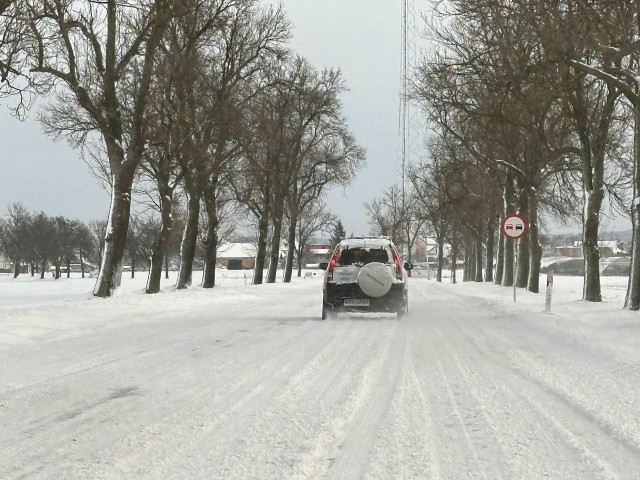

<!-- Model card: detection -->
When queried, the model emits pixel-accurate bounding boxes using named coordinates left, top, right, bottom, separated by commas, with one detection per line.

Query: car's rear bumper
left=324, top=282, right=406, bottom=313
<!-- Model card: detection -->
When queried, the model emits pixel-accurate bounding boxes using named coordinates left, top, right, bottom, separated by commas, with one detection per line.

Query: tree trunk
left=13, top=258, right=19, bottom=278
left=55, top=262, right=61, bottom=280
left=31, top=261, right=35, bottom=277
left=516, top=235, right=529, bottom=288
left=436, top=235, right=444, bottom=282
left=146, top=226, right=172, bottom=293
left=502, top=175, right=515, bottom=287
left=582, top=188, right=604, bottom=302
left=462, top=243, right=468, bottom=281
left=147, top=187, right=174, bottom=294
left=267, top=205, right=285, bottom=283
left=80, top=251, right=85, bottom=278
left=296, top=245, right=304, bottom=278
left=406, top=223, right=413, bottom=278
left=475, top=234, right=483, bottom=282
left=131, top=254, right=135, bottom=279
left=93, top=165, right=135, bottom=297
left=464, top=241, right=474, bottom=282
left=450, top=242, right=458, bottom=284
left=176, top=182, right=200, bottom=289
left=283, top=220, right=296, bottom=283
left=495, top=224, right=504, bottom=285
left=485, top=216, right=495, bottom=282
left=516, top=185, right=529, bottom=289
left=202, top=197, right=218, bottom=289
left=625, top=97, right=640, bottom=310
left=66, top=256, right=71, bottom=278
left=165, top=254, right=169, bottom=279
left=253, top=213, right=269, bottom=285
left=528, top=189, right=542, bottom=293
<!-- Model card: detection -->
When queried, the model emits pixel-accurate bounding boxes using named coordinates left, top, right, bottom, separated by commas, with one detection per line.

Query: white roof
left=217, top=243, right=257, bottom=259
left=339, top=237, right=391, bottom=249
left=309, top=248, right=330, bottom=254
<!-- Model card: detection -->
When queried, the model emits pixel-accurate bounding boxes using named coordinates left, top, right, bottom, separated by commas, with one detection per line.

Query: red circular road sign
left=501, top=214, right=528, bottom=239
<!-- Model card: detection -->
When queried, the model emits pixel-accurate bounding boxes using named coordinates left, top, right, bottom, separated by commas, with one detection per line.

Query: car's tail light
left=391, top=250, right=403, bottom=280
left=327, top=252, right=338, bottom=281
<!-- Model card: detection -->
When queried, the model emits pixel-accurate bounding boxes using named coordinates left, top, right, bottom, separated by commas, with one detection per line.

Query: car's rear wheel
left=322, top=295, right=337, bottom=319
left=397, top=293, right=408, bottom=318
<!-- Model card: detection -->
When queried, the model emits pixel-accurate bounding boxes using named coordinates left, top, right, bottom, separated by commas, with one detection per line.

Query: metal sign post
left=501, top=214, right=529, bottom=303
left=513, top=240, right=517, bottom=303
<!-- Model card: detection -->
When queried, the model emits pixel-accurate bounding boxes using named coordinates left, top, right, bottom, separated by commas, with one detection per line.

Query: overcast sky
left=2, top=2, right=625, bottom=236
left=277, top=0, right=406, bottom=235
left=0, top=1, right=405, bottom=237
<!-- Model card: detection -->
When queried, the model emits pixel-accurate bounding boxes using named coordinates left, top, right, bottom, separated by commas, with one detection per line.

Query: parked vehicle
left=319, top=236, right=411, bottom=319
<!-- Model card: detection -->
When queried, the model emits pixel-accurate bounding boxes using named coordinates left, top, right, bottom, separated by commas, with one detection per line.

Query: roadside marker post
left=545, top=270, right=553, bottom=313
left=501, top=214, right=529, bottom=303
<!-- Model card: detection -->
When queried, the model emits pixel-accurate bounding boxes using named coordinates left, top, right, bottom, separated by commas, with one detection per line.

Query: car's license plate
left=344, top=298, right=369, bottom=307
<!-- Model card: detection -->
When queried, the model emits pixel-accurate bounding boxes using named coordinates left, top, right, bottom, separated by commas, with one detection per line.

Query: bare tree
left=23, top=0, right=177, bottom=296
left=0, top=202, right=30, bottom=277
left=197, top=2, right=289, bottom=288
left=417, top=0, right=583, bottom=293
left=366, top=185, right=410, bottom=248
left=283, top=124, right=364, bottom=282
left=0, top=0, right=32, bottom=115
left=293, top=199, right=336, bottom=277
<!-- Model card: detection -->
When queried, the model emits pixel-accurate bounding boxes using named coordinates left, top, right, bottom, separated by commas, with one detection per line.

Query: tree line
left=0, top=202, right=180, bottom=279
left=0, top=0, right=364, bottom=296
left=365, top=1, right=640, bottom=309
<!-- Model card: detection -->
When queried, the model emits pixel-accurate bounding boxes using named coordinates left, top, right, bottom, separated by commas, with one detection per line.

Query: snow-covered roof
left=217, top=243, right=257, bottom=259
left=309, top=248, right=330, bottom=255
left=338, top=237, right=392, bottom=249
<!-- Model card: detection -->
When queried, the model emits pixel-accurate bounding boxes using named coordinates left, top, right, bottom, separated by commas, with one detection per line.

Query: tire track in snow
left=1, top=296, right=319, bottom=479
left=323, top=320, right=406, bottom=480
left=0, top=318, right=268, bottom=473
left=76, top=318, right=323, bottom=479
left=407, top=286, right=509, bottom=479
left=210, top=320, right=377, bottom=479
left=449, top=319, right=640, bottom=479
left=422, top=285, right=640, bottom=479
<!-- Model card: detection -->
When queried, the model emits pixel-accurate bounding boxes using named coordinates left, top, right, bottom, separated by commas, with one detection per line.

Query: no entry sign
left=501, top=214, right=528, bottom=239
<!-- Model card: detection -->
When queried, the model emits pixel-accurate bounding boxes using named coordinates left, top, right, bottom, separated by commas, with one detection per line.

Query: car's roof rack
left=348, top=235, right=391, bottom=240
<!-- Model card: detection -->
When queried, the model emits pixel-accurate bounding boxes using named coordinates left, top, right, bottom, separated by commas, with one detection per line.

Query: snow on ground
left=1, top=269, right=640, bottom=479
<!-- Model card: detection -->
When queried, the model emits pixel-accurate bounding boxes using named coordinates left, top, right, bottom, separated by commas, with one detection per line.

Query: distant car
left=319, top=236, right=411, bottom=319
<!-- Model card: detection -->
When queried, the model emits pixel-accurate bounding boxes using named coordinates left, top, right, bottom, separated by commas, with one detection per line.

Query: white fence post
left=545, top=270, right=554, bottom=313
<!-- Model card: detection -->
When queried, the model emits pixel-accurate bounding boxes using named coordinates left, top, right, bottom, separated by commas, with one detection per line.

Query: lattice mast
left=400, top=0, right=420, bottom=206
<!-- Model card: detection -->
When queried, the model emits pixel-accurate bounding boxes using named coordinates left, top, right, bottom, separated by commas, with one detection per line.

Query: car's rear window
left=337, top=247, right=390, bottom=266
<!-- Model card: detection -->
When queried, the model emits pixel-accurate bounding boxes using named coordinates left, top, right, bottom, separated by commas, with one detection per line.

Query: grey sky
left=276, top=0, right=404, bottom=235
left=3, top=3, right=624, bottom=236
left=0, top=111, right=109, bottom=220
left=278, top=1, right=633, bottom=236
left=0, top=1, right=405, bottom=236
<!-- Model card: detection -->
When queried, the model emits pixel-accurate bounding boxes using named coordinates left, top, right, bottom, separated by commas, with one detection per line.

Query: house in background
left=551, top=240, right=626, bottom=258
left=304, top=243, right=331, bottom=267
left=410, top=235, right=440, bottom=263
left=216, top=243, right=257, bottom=270
left=0, top=253, right=12, bottom=273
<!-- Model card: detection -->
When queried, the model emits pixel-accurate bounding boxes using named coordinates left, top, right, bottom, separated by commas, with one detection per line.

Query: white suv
left=320, top=236, right=410, bottom=319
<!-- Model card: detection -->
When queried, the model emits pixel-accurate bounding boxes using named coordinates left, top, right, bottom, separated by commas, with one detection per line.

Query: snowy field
left=1, top=269, right=640, bottom=479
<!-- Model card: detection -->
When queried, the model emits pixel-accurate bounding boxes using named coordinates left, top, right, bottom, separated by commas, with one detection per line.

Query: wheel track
left=423, top=287, right=640, bottom=479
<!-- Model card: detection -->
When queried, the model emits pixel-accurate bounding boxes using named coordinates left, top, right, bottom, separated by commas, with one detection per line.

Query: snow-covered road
left=2, top=274, right=640, bottom=479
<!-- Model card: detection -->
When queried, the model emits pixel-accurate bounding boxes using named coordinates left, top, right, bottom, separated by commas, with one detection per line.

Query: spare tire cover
left=357, top=262, right=394, bottom=297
